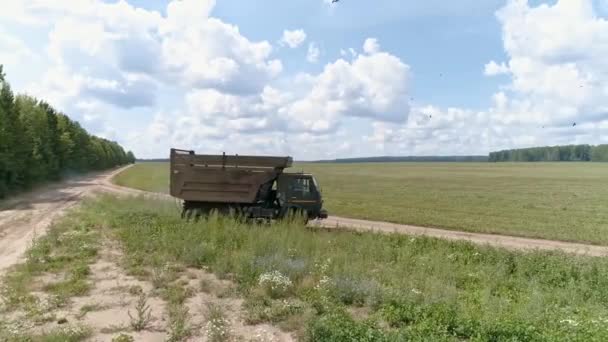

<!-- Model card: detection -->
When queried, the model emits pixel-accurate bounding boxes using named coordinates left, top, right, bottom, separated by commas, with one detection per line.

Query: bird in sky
left=572, top=122, right=577, bottom=127
left=332, top=0, right=340, bottom=3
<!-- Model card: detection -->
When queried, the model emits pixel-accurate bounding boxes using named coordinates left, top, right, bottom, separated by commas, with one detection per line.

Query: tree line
left=0, top=65, right=135, bottom=198
left=489, top=144, right=608, bottom=162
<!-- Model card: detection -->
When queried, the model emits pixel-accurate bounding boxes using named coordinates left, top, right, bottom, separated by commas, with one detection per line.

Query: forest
left=489, top=144, right=608, bottom=162
left=0, top=65, right=135, bottom=198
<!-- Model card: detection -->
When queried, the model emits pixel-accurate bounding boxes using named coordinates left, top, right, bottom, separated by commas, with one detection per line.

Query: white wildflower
left=258, top=270, right=292, bottom=297
left=411, top=288, right=422, bottom=295
left=204, top=316, right=231, bottom=341
left=252, top=327, right=278, bottom=342
left=560, top=319, right=579, bottom=327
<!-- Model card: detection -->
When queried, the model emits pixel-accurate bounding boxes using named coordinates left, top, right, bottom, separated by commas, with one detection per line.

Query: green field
left=114, top=162, right=608, bottom=245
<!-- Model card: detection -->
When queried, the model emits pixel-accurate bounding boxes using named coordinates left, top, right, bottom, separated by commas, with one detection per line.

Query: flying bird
left=572, top=122, right=577, bottom=127
left=332, top=0, right=340, bottom=3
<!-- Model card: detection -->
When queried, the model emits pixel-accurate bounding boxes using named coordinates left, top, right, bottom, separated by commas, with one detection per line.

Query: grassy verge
left=83, top=195, right=608, bottom=341
left=112, top=162, right=608, bottom=245
left=0, top=207, right=100, bottom=341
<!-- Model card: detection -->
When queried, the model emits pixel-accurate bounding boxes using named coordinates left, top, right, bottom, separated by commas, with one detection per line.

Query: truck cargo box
left=170, top=149, right=293, bottom=204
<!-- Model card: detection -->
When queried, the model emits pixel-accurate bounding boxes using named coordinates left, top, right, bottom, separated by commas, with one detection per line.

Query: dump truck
left=170, top=148, right=328, bottom=221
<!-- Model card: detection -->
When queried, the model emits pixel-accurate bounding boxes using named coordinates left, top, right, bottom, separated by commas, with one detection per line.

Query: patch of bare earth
left=182, top=269, right=294, bottom=342
left=3, top=235, right=293, bottom=341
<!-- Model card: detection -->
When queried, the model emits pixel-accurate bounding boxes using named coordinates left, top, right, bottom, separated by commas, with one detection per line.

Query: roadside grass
left=0, top=206, right=101, bottom=341
left=113, top=162, right=608, bottom=245
left=84, top=195, right=608, bottom=341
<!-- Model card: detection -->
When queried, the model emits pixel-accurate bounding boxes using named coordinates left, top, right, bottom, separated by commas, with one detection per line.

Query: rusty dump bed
left=170, top=148, right=293, bottom=204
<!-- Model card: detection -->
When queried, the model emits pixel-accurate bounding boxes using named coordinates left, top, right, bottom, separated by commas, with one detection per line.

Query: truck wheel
left=289, top=207, right=309, bottom=225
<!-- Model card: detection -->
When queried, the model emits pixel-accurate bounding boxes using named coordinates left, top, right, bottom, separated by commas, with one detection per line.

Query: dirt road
left=0, top=167, right=130, bottom=275
left=312, top=216, right=608, bottom=257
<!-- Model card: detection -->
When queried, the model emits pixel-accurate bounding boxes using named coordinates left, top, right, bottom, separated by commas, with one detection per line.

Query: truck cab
left=277, top=173, right=328, bottom=220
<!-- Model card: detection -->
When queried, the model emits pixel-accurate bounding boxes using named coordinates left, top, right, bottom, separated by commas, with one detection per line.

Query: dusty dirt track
left=1, top=164, right=608, bottom=279
left=0, top=167, right=129, bottom=275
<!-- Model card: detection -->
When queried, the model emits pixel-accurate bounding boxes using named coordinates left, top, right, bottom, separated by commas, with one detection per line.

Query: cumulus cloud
left=13, top=0, right=282, bottom=111
left=280, top=29, right=307, bottom=48
left=306, top=42, right=320, bottom=63
left=285, top=44, right=411, bottom=133
left=484, top=60, right=509, bottom=76
left=359, top=0, right=608, bottom=158
left=363, top=38, right=380, bottom=54
left=7, top=0, right=608, bottom=159
left=486, top=0, right=608, bottom=125
left=128, top=37, right=412, bottom=156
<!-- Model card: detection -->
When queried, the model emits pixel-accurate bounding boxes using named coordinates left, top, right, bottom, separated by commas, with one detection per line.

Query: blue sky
left=1, top=0, right=607, bottom=159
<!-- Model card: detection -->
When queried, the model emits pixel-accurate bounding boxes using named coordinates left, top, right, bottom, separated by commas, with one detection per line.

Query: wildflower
left=204, top=315, right=232, bottom=341
left=560, top=319, right=579, bottom=327
left=258, top=271, right=292, bottom=297
left=411, top=288, right=421, bottom=295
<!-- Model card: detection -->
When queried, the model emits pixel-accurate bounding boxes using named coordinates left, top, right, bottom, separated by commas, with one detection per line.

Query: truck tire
left=287, top=207, right=309, bottom=225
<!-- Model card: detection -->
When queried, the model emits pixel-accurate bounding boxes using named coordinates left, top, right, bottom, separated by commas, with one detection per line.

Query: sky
left=1, top=0, right=607, bottom=159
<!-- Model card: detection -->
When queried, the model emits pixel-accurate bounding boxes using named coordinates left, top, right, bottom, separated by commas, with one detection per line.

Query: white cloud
left=0, top=28, right=34, bottom=67
left=361, top=0, right=608, bottom=158
left=287, top=48, right=411, bottom=132
left=484, top=60, right=509, bottom=75
left=15, top=0, right=282, bottom=112
left=363, top=38, right=380, bottom=54
left=7, top=0, right=608, bottom=160
left=129, top=38, right=411, bottom=156
left=480, top=0, right=608, bottom=129
left=307, top=42, right=320, bottom=63
left=280, top=29, right=307, bottom=48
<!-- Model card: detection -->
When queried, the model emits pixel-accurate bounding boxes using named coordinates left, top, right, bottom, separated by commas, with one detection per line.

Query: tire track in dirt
left=0, top=167, right=131, bottom=276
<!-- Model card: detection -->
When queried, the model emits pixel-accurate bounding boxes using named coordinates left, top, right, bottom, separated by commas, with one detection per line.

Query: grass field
left=113, top=162, right=608, bottom=245
left=16, top=195, right=608, bottom=341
